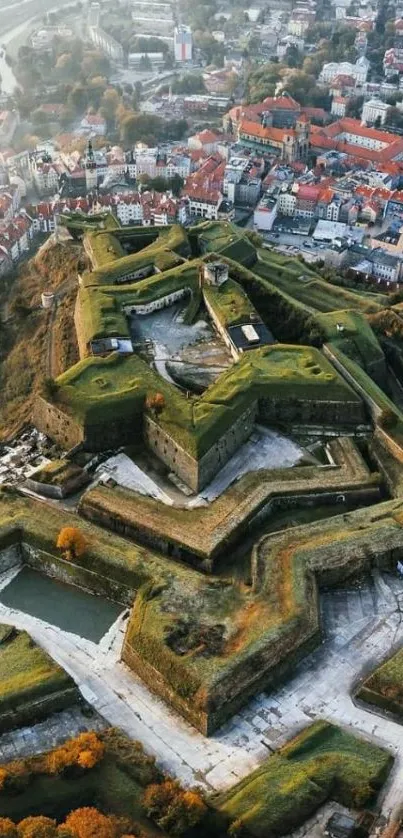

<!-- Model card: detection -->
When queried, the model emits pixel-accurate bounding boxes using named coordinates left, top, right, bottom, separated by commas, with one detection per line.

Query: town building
left=174, top=25, right=192, bottom=62
left=361, top=98, right=390, bottom=126
left=88, top=26, right=124, bottom=62
left=310, top=118, right=403, bottom=170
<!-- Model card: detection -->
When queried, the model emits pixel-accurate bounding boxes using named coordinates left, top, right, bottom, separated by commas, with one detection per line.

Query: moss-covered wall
left=22, top=544, right=134, bottom=605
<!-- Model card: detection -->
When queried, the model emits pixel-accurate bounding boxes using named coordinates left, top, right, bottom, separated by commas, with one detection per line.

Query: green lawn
left=215, top=721, right=392, bottom=837
left=83, top=224, right=190, bottom=286
left=316, top=310, right=385, bottom=371
left=194, top=220, right=257, bottom=265
left=203, top=277, right=258, bottom=326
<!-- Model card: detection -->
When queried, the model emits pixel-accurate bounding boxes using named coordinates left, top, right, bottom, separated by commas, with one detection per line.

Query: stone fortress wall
left=144, top=402, right=257, bottom=492
left=33, top=396, right=84, bottom=451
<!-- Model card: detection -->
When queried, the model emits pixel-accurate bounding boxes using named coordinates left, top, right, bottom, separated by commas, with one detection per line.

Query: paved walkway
left=0, top=707, right=106, bottom=763
left=1, top=569, right=403, bottom=814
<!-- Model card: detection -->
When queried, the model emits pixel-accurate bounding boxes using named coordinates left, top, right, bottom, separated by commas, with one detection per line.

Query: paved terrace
left=0, top=568, right=403, bottom=815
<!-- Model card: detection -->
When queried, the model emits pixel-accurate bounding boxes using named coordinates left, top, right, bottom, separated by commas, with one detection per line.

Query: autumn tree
left=56, top=527, right=87, bottom=561
left=143, top=780, right=206, bottom=835
left=63, top=808, right=117, bottom=838
left=17, top=816, right=57, bottom=838
left=0, top=818, right=17, bottom=838
left=145, top=392, right=165, bottom=417
left=46, top=731, right=104, bottom=775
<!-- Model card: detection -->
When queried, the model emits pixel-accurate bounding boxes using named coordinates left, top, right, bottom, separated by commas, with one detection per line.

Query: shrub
left=0, top=768, right=8, bottom=790
left=143, top=781, right=206, bottom=836
left=0, top=818, right=17, bottom=838
left=145, top=392, right=165, bottom=416
left=379, top=408, right=398, bottom=430
left=77, top=749, right=98, bottom=770
left=64, top=808, right=117, bottom=838
left=17, top=816, right=57, bottom=838
left=101, top=728, right=161, bottom=786
left=42, top=377, right=59, bottom=400
left=56, top=527, right=87, bottom=561
left=46, top=732, right=104, bottom=776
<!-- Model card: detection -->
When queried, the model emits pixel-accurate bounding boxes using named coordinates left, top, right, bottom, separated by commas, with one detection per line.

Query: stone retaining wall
left=33, top=396, right=84, bottom=451
left=22, top=544, right=134, bottom=605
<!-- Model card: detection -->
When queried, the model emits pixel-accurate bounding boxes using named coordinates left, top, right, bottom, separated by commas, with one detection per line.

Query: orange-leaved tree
left=56, top=527, right=87, bottom=561
left=76, top=749, right=98, bottom=770
left=17, top=816, right=57, bottom=838
left=145, top=392, right=165, bottom=417
left=0, top=817, right=17, bottom=838
left=63, top=808, right=117, bottom=838
left=0, top=767, right=8, bottom=791
left=46, top=732, right=104, bottom=776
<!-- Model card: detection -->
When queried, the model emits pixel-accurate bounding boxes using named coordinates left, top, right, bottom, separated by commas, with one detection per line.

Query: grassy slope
left=83, top=224, right=189, bottom=286
left=0, top=627, right=73, bottom=712
left=256, top=251, right=385, bottom=314
left=357, top=646, right=403, bottom=718
left=0, top=241, right=81, bottom=441
left=216, top=721, right=392, bottom=837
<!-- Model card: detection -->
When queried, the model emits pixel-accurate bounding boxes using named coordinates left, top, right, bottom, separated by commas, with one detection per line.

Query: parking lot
left=262, top=230, right=328, bottom=259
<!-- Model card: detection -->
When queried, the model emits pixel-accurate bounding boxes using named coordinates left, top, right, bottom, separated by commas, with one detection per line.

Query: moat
left=0, top=567, right=123, bottom=643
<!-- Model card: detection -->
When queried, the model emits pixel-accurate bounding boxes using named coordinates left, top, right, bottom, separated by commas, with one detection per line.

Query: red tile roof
left=239, top=119, right=294, bottom=144
left=310, top=118, right=403, bottom=167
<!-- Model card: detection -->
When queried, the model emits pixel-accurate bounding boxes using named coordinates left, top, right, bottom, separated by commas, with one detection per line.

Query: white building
left=128, top=53, right=166, bottom=69
left=174, top=25, right=192, bottom=62
left=184, top=184, right=223, bottom=219
left=254, top=195, right=278, bottom=230
left=361, top=98, right=390, bottom=126
left=320, top=56, right=369, bottom=84
left=277, top=192, right=296, bottom=216
left=331, top=96, right=348, bottom=117
left=116, top=198, right=143, bottom=225
left=88, top=26, right=124, bottom=62
left=31, top=159, right=59, bottom=196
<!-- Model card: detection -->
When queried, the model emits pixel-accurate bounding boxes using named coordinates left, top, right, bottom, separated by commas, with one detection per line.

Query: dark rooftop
left=227, top=320, right=274, bottom=352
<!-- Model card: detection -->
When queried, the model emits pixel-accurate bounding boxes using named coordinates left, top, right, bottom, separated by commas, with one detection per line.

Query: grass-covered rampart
left=0, top=625, right=78, bottom=731
left=215, top=721, right=392, bottom=837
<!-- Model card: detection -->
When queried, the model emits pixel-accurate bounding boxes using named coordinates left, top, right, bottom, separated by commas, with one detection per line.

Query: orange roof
left=194, top=129, right=219, bottom=144
left=239, top=119, right=294, bottom=143
left=261, top=94, right=300, bottom=110
left=318, top=186, right=334, bottom=203
left=310, top=118, right=403, bottom=166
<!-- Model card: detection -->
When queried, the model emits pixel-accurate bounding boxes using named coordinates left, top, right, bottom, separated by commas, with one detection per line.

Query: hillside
left=0, top=238, right=85, bottom=441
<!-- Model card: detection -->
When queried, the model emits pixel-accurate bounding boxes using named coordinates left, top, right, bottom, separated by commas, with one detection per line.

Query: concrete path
left=0, top=707, right=106, bottom=764
left=1, top=570, right=403, bottom=813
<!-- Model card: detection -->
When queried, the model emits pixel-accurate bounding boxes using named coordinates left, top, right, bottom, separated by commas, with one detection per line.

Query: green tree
left=67, top=84, right=88, bottom=114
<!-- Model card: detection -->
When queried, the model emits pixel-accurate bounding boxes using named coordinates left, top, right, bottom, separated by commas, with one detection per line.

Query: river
left=0, top=0, right=82, bottom=95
